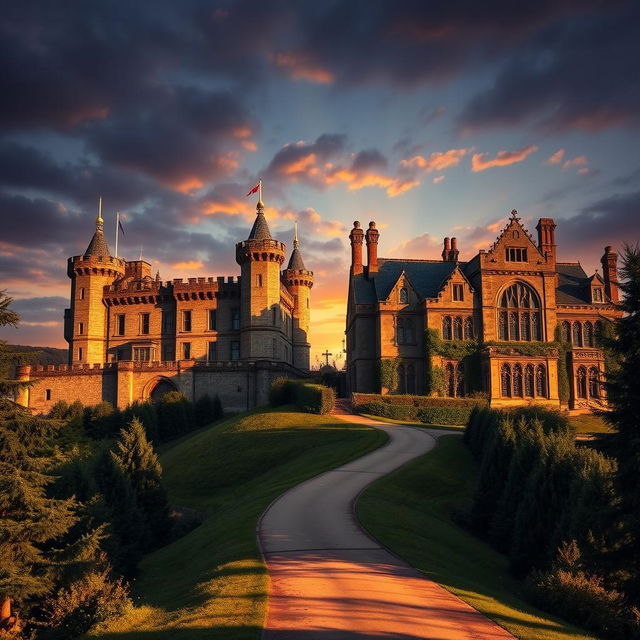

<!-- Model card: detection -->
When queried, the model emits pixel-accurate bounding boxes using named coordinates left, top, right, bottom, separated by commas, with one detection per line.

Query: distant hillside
left=6, top=345, right=68, bottom=366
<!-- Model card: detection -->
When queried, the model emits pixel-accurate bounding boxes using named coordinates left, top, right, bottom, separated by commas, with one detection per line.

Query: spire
left=84, top=196, right=111, bottom=257
left=287, top=221, right=306, bottom=270
left=248, top=199, right=272, bottom=240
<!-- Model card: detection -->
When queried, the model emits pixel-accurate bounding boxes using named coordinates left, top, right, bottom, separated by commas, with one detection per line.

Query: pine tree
left=111, top=418, right=170, bottom=549
left=0, top=290, right=28, bottom=399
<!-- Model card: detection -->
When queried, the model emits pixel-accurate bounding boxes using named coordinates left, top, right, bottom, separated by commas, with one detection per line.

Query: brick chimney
left=442, top=237, right=451, bottom=262
left=349, top=221, right=364, bottom=276
left=536, top=218, right=557, bottom=263
left=365, top=221, right=379, bottom=275
left=600, top=246, right=619, bottom=303
left=449, top=237, right=459, bottom=262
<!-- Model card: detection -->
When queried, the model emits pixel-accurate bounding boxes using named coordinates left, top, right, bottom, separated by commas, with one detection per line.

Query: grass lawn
left=357, top=434, right=596, bottom=640
left=89, top=406, right=387, bottom=640
left=569, top=412, right=613, bottom=435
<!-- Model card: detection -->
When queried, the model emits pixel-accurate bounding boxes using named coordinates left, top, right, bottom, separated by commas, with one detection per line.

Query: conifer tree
left=111, top=417, right=170, bottom=549
left=0, top=290, right=27, bottom=398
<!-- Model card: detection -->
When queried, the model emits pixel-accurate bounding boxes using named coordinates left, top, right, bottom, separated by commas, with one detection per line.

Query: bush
left=294, top=382, right=335, bottom=414
left=354, top=401, right=472, bottom=425
left=269, top=377, right=297, bottom=406
left=194, top=394, right=215, bottom=427
left=156, top=391, right=192, bottom=440
left=351, top=392, right=486, bottom=408
left=84, top=402, right=120, bottom=439
left=354, top=402, right=418, bottom=421
left=416, top=406, right=474, bottom=425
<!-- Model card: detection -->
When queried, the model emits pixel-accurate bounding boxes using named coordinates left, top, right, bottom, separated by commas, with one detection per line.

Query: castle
left=346, top=210, right=622, bottom=409
left=17, top=200, right=313, bottom=413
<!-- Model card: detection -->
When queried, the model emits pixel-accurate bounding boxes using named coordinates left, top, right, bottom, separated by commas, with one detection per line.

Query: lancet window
left=498, top=282, right=541, bottom=342
left=501, top=362, right=547, bottom=399
left=577, top=366, right=587, bottom=398
left=444, top=361, right=465, bottom=397
left=588, top=367, right=600, bottom=398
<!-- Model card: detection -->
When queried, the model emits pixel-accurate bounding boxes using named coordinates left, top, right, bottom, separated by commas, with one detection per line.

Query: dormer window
left=506, top=247, right=527, bottom=262
left=593, top=288, right=603, bottom=303
left=399, top=287, right=408, bottom=303
left=453, top=284, right=464, bottom=301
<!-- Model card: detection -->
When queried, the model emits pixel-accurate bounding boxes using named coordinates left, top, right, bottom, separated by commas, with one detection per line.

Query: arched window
left=524, top=364, right=535, bottom=396
left=498, top=282, right=541, bottom=342
left=573, top=322, right=583, bottom=347
left=536, top=365, right=547, bottom=398
left=397, top=317, right=405, bottom=344
left=577, top=366, right=587, bottom=398
left=442, top=316, right=452, bottom=340
left=464, top=317, right=474, bottom=340
left=584, top=321, right=594, bottom=347
left=456, top=362, right=465, bottom=398
left=595, top=320, right=603, bottom=345
left=399, top=287, right=408, bottom=303
left=445, top=363, right=455, bottom=397
left=398, top=364, right=406, bottom=394
left=501, top=364, right=512, bottom=397
left=407, top=364, right=416, bottom=394
left=513, top=364, right=523, bottom=397
left=454, top=316, right=463, bottom=340
left=561, top=320, right=571, bottom=343
left=589, top=367, right=599, bottom=398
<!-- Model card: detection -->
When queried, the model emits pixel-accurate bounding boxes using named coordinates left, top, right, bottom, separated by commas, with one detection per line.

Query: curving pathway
left=259, top=408, right=514, bottom=640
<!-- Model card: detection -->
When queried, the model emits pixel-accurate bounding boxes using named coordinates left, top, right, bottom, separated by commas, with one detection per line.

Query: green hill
left=5, top=344, right=67, bottom=366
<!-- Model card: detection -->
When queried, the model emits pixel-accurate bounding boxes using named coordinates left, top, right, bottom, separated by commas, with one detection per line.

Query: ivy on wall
left=376, top=357, right=399, bottom=393
left=553, top=324, right=571, bottom=404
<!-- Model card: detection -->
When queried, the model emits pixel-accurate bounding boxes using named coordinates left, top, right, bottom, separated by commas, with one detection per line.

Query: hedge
left=270, top=377, right=335, bottom=414
left=352, top=392, right=487, bottom=408
left=354, top=401, right=474, bottom=425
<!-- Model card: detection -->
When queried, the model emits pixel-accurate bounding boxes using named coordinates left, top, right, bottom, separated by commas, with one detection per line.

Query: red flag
left=246, top=183, right=260, bottom=196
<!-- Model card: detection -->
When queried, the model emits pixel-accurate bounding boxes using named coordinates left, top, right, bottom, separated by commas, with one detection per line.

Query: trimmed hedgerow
left=354, top=400, right=475, bottom=425
left=416, top=406, right=474, bottom=425
left=270, top=378, right=335, bottom=414
left=352, top=392, right=486, bottom=408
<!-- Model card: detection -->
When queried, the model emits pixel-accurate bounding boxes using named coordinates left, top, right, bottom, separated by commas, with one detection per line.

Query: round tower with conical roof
left=66, top=208, right=125, bottom=365
left=282, top=222, right=313, bottom=370
left=236, top=200, right=286, bottom=359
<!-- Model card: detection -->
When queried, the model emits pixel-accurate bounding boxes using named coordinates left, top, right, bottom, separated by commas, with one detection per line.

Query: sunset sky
left=1, top=1, right=639, bottom=367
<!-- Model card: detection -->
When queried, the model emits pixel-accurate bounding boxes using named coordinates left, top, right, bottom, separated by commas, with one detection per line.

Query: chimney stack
left=536, top=218, right=557, bottom=263
left=450, top=237, right=459, bottom=262
left=600, top=246, right=619, bottom=303
left=365, top=221, right=379, bottom=275
left=349, top=221, right=364, bottom=276
left=442, top=237, right=451, bottom=262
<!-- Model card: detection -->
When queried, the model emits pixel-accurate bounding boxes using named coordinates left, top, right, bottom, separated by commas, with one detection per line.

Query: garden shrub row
left=463, top=406, right=639, bottom=639
left=351, top=392, right=487, bottom=408
left=354, top=400, right=475, bottom=425
left=270, top=377, right=335, bottom=414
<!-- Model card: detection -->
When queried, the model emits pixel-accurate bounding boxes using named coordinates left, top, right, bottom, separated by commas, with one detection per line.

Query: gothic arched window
left=501, top=364, right=512, bottom=397
left=454, top=316, right=463, bottom=340
left=577, top=366, right=587, bottom=398
left=399, top=287, right=408, bottom=303
left=589, top=367, right=599, bottom=398
left=561, top=320, right=571, bottom=343
left=498, top=282, right=541, bottom=342
left=445, top=363, right=455, bottom=397
left=464, top=317, right=474, bottom=340
left=513, top=364, right=523, bottom=397
left=573, top=322, right=583, bottom=347
left=442, top=316, right=452, bottom=340
left=584, top=321, right=594, bottom=347
left=595, top=321, right=603, bottom=345
left=536, top=364, right=547, bottom=398
left=524, top=364, right=535, bottom=397
left=456, top=362, right=465, bottom=398
left=407, top=364, right=416, bottom=394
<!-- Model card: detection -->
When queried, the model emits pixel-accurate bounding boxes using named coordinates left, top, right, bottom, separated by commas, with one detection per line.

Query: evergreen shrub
left=269, top=378, right=335, bottom=414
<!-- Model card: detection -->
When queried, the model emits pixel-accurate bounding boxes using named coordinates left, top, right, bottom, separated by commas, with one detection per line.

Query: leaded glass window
left=577, top=366, right=587, bottom=398
left=513, top=364, right=523, bottom=397
left=443, top=316, right=452, bottom=340
left=536, top=365, right=547, bottom=398
left=464, top=317, right=474, bottom=340
left=454, top=316, right=463, bottom=340
left=524, top=364, right=535, bottom=396
left=498, top=282, right=542, bottom=341
left=501, top=364, right=511, bottom=397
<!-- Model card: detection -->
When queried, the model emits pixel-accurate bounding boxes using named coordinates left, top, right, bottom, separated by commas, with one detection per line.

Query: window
left=182, top=342, right=191, bottom=359
left=208, top=341, right=217, bottom=361
left=208, top=309, right=217, bottom=331
left=464, top=317, right=474, bottom=340
left=453, top=284, right=464, bottom=301
left=442, top=316, right=452, bottom=340
left=593, top=288, right=603, bottom=302
left=78, top=322, right=84, bottom=335
left=536, top=365, right=547, bottom=398
left=45, top=389, right=51, bottom=401
left=232, top=308, right=240, bottom=330
left=501, top=362, right=547, bottom=398
left=79, top=287, right=85, bottom=300
left=256, top=274, right=263, bottom=287
left=577, top=366, right=587, bottom=398
left=231, top=341, right=240, bottom=360
left=399, top=287, right=408, bottom=303
left=524, top=364, right=534, bottom=397
left=140, top=313, right=150, bottom=335
left=589, top=367, right=600, bottom=398
left=584, top=321, right=594, bottom=347
left=117, top=314, right=125, bottom=336
left=513, top=364, right=523, bottom=397
left=506, top=247, right=528, bottom=262
left=561, top=320, right=571, bottom=343
left=572, top=321, right=583, bottom=347
left=182, top=310, right=192, bottom=332
left=78, top=347, right=83, bottom=361
left=453, top=316, right=463, bottom=340
left=497, top=282, right=541, bottom=342
left=501, top=364, right=511, bottom=397
left=133, top=347, right=151, bottom=361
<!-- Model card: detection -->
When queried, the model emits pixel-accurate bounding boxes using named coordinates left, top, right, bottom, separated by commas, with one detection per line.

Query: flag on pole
left=246, top=182, right=260, bottom=196
left=118, top=216, right=125, bottom=236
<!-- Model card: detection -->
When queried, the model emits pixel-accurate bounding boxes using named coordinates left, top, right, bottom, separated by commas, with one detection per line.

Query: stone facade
left=346, top=211, right=622, bottom=410
left=19, top=201, right=313, bottom=414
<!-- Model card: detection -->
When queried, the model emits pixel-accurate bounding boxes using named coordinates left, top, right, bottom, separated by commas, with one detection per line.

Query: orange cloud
left=172, top=176, right=205, bottom=193
left=471, top=145, right=539, bottom=172
left=241, top=140, right=258, bottom=151
left=275, top=52, right=334, bottom=84
left=401, top=148, right=472, bottom=172
left=577, top=167, right=591, bottom=175
left=562, top=155, right=588, bottom=170
left=284, top=153, right=317, bottom=175
left=547, top=149, right=565, bottom=164
left=386, top=179, right=420, bottom=197
left=171, top=261, right=204, bottom=270
left=389, top=233, right=441, bottom=259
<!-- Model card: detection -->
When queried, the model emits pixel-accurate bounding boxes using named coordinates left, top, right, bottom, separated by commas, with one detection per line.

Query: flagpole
left=259, top=178, right=262, bottom=202
left=115, top=212, right=119, bottom=259
left=98, top=196, right=102, bottom=221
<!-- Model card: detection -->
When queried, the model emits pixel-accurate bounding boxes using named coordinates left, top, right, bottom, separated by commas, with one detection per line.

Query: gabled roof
left=556, top=263, right=593, bottom=305
left=486, top=210, right=544, bottom=260
left=352, top=258, right=461, bottom=304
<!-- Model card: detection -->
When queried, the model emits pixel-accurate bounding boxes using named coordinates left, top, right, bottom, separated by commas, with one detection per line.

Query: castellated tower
left=282, top=223, right=313, bottom=370
left=66, top=211, right=124, bottom=364
left=236, top=200, right=286, bottom=360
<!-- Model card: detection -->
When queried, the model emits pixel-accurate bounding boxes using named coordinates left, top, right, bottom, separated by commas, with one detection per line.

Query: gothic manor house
left=346, top=210, right=621, bottom=409
left=17, top=200, right=313, bottom=413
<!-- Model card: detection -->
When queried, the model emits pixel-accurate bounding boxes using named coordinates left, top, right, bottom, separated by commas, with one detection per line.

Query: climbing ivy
left=553, top=325, right=571, bottom=404
left=376, top=357, right=399, bottom=393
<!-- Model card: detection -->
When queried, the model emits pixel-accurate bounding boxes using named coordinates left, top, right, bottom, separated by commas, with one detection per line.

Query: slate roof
left=287, top=246, right=306, bottom=270
left=556, top=263, right=592, bottom=304
left=84, top=228, right=111, bottom=257
left=248, top=208, right=272, bottom=240
left=353, top=258, right=461, bottom=303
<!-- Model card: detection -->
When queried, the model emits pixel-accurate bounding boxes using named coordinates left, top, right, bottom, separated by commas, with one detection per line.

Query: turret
left=536, top=217, right=557, bottom=263
left=365, top=221, right=379, bottom=275
left=236, top=200, right=286, bottom=360
left=67, top=203, right=125, bottom=365
left=600, top=245, right=619, bottom=303
left=282, top=222, right=313, bottom=370
left=349, top=221, right=364, bottom=275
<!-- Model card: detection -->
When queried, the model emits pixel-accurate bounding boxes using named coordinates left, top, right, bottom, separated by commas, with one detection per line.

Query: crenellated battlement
left=68, top=254, right=125, bottom=278
left=236, top=238, right=286, bottom=265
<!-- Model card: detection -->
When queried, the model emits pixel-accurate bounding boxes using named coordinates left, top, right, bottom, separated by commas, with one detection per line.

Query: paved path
left=259, top=408, right=514, bottom=640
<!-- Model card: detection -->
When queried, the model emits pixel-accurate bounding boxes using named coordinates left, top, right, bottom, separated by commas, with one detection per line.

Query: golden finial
left=293, top=220, right=299, bottom=248
left=96, top=196, right=104, bottom=228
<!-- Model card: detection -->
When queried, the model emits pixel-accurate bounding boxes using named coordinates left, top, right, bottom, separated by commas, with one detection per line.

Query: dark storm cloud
left=351, top=149, right=388, bottom=173
left=458, top=3, right=640, bottom=133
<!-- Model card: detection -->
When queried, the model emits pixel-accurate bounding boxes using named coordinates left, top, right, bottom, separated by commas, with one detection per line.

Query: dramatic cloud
left=547, top=149, right=565, bottom=164
left=401, top=148, right=473, bottom=173
left=471, top=145, right=539, bottom=172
